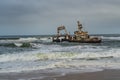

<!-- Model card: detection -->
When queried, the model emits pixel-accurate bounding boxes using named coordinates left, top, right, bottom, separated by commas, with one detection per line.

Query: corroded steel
left=52, top=21, right=102, bottom=43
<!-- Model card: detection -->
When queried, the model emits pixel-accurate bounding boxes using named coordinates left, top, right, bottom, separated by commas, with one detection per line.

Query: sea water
left=0, top=34, right=120, bottom=73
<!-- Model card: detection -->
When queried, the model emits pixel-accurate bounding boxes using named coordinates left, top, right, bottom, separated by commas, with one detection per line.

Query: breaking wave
left=18, top=37, right=38, bottom=42
left=0, top=37, right=52, bottom=44
left=0, top=42, right=120, bottom=73
left=0, top=35, right=120, bottom=73
left=0, top=43, right=32, bottom=48
left=39, top=37, right=52, bottom=42
left=101, top=36, right=120, bottom=40
left=0, top=47, right=120, bottom=62
left=35, top=48, right=120, bottom=60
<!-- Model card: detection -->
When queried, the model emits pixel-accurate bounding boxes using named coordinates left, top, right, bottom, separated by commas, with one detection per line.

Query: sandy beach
left=53, top=69, right=120, bottom=80
left=0, top=69, right=120, bottom=80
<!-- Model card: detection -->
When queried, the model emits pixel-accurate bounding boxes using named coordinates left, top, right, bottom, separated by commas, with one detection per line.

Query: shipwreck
left=52, top=21, right=102, bottom=43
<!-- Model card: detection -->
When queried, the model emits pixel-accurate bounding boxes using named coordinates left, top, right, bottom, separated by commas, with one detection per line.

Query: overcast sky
left=0, top=0, right=120, bottom=35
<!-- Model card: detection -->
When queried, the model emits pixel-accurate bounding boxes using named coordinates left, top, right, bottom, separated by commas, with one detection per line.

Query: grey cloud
left=0, top=0, right=46, bottom=24
left=0, top=0, right=120, bottom=35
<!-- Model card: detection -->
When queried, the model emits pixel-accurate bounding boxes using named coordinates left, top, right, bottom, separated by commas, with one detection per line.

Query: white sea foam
left=0, top=44, right=119, bottom=62
left=1, top=56, right=120, bottom=73
left=101, top=36, right=120, bottom=40
left=0, top=37, right=39, bottom=44
left=35, top=48, right=120, bottom=60
left=0, top=51, right=39, bottom=62
left=39, top=37, right=52, bottom=42
left=14, top=43, right=23, bottom=47
left=1, top=35, right=120, bottom=73
left=0, top=37, right=53, bottom=46
left=30, top=43, right=44, bottom=48
left=18, top=37, right=38, bottom=42
left=0, top=42, right=120, bottom=73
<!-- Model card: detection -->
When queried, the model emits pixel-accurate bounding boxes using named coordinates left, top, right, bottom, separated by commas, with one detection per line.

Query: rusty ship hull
left=52, top=21, right=102, bottom=43
left=52, top=37, right=101, bottom=43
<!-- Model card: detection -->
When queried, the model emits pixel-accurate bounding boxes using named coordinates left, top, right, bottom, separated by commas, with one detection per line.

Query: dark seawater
left=0, top=34, right=120, bottom=73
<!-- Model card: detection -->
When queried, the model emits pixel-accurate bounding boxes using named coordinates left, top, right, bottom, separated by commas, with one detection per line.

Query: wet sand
left=0, top=69, right=120, bottom=80
left=53, top=69, right=120, bottom=80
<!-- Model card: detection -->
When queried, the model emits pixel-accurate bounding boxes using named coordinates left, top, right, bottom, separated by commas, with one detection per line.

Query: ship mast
left=57, top=26, right=68, bottom=36
left=77, top=21, right=82, bottom=32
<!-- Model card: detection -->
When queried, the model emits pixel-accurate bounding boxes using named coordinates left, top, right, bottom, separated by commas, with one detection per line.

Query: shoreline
left=0, top=69, right=120, bottom=80
left=41, top=69, right=120, bottom=80
left=52, top=69, right=120, bottom=80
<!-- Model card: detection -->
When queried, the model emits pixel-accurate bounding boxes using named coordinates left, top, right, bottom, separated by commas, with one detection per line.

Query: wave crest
left=0, top=43, right=32, bottom=47
left=101, top=36, right=120, bottom=40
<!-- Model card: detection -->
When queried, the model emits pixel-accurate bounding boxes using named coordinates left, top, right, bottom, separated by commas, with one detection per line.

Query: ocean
left=0, top=34, right=120, bottom=74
